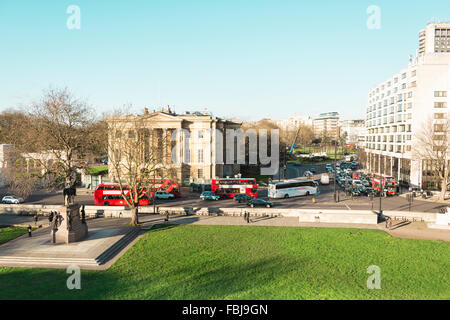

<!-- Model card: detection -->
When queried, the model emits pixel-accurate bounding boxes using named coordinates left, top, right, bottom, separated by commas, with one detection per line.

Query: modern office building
left=365, top=22, right=450, bottom=188
left=313, top=112, right=340, bottom=139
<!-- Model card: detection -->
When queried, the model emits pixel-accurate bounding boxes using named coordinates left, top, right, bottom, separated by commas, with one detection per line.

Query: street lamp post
left=379, top=187, right=383, bottom=214
left=153, top=170, right=157, bottom=214
left=334, top=136, right=338, bottom=202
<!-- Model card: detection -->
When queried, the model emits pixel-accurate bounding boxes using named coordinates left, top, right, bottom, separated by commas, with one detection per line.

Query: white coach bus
left=268, top=180, right=319, bottom=199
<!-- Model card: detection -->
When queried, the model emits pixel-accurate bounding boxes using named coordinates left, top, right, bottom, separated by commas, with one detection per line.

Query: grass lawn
left=288, top=157, right=345, bottom=165
left=0, top=227, right=28, bottom=245
left=0, top=225, right=448, bottom=300
left=87, top=165, right=108, bottom=175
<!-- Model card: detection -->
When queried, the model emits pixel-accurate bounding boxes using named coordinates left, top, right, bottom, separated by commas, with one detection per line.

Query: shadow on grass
left=167, top=256, right=295, bottom=299
left=0, top=248, right=294, bottom=300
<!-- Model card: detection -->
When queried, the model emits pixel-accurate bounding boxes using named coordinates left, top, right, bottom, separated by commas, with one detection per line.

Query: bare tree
left=414, top=116, right=450, bottom=201
left=1, top=150, right=40, bottom=200
left=107, top=112, right=174, bottom=225
left=355, top=147, right=367, bottom=169
left=24, top=88, right=97, bottom=205
left=279, top=125, right=314, bottom=150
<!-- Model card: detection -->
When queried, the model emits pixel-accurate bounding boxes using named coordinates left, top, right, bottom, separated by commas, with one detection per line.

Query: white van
left=320, top=174, right=330, bottom=185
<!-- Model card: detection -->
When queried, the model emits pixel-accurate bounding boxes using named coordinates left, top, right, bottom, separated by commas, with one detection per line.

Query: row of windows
left=367, top=135, right=412, bottom=143
left=369, top=71, right=416, bottom=98
left=435, top=29, right=450, bottom=36
left=368, top=103, right=448, bottom=120
left=366, top=115, right=412, bottom=127
left=367, top=124, right=412, bottom=134
left=366, top=144, right=412, bottom=152
left=368, top=92, right=413, bottom=109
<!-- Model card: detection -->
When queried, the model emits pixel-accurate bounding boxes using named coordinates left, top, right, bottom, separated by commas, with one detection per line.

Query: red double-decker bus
left=372, top=174, right=398, bottom=196
left=143, top=179, right=181, bottom=198
left=94, top=184, right=151, bottom=206
left=211, top=178, right=258, bottom=199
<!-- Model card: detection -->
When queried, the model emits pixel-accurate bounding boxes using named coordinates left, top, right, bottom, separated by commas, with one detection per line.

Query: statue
left=63, top=187, right=76, bottom=206
left=50, top=205, right=88, bottom=244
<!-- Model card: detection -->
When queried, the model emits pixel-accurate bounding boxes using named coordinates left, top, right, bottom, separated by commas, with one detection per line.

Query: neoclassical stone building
left=107, top=108, right=242, bottom=185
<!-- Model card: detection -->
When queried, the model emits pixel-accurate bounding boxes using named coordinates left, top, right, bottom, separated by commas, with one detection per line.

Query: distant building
left=339, top=120, right=366, bottom=146
left=276, top=114, right=313, bottom=131
left=313, top=112, right=340, bottom=139
left=0, top=144, right=14, bottom=187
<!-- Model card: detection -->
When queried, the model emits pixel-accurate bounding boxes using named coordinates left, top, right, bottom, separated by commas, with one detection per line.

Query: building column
left=176, top=128, right=182, bottom=165
left=398, top=158, right=401, bottom=182
left=390, top=156, right=393, bottom=176
left=366, top=152, right=370, bottom=171
left=377, top=154, right=381, bottom=174
left=163, top=129, right=168, bottom=163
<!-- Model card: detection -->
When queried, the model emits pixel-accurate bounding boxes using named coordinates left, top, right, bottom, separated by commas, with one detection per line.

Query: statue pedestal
left=51, top=205, right=88, bottom=244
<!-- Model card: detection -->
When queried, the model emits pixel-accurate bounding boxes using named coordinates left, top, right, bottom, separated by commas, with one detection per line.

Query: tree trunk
left=439, top=175, right=448, bottom=202
left=131, top=205, right=139, bottom=226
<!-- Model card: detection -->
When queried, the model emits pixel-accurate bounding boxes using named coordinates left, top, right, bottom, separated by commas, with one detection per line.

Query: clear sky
left=1, top=0, right=450, bottom=121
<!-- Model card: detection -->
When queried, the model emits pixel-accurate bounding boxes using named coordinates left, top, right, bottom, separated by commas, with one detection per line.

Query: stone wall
left=0, top=204, right=439, bottom=224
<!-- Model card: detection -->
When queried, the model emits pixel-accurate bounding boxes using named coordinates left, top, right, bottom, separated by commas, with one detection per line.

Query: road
left=1, top=183, right=445, bottom=213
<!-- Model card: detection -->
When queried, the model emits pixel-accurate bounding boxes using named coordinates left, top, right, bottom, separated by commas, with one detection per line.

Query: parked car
left=361, top=180, right=371, bottom=187
left=200, top=191, right=220, bottom=201
left=154, top=191, right=175, bottom=200
left=304, top=171, right=314, bottom=177
left=247, top=198, right=273, bottom=208
left=233, top=194, right=254, bottom=203
left=1, top=196, right=24, bottom=204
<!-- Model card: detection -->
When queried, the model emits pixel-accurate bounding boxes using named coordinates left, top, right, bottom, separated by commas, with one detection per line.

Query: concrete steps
left=0, top=256, right=99, bottom=267
left=0, top=227, right=143, bottom=268
left=95, top=227, right=142, bottom=265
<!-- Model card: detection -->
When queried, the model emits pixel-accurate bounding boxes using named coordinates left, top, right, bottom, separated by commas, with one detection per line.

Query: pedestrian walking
left=48, top=211, right=54, bottom=226
left=81, top=205, right=86, bottom=224
left=165, top=211, right=169, bottom=222
left=28, top=225, right=32, bottom=237
left=385, top=217, right=392, bottom=230
left=33, top=213, right=39, bottom=226
left=246, top=212, right=250, bottom=224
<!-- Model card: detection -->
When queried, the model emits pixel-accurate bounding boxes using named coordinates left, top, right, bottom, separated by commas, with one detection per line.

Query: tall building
left=365, top=22, right=450, bottom=188
left=108, top=108, right=242, bottom=185
left=419, top=22, right=450, bottom=57
left=313, top=112, right=340, bottom=139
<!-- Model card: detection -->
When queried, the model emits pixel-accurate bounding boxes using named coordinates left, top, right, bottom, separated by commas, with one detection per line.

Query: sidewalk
left=398, top=193, right=450, bottom=205
left=139, top=214, right=449, bottom=242
left=379, top=220, right=450, bottom=242
left=0, top=217, right=138, bottom=270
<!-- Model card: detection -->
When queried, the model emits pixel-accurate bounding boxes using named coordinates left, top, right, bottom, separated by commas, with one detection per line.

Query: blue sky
left=1, top=0, right=449, bottom=121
